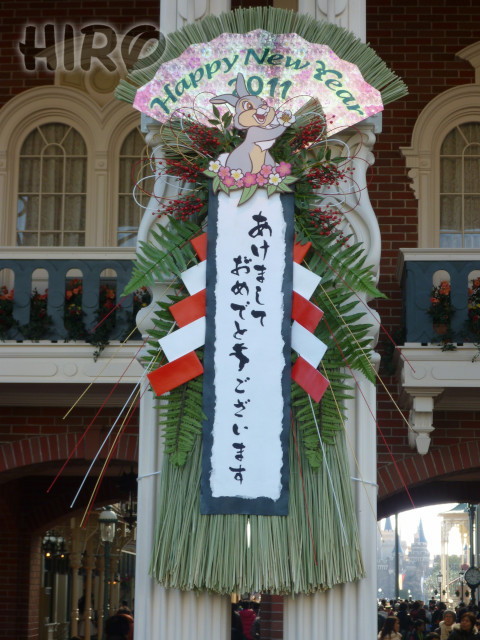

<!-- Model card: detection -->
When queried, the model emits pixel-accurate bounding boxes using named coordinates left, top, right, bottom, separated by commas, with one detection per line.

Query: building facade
left=1, top=0, right=480, bottom=638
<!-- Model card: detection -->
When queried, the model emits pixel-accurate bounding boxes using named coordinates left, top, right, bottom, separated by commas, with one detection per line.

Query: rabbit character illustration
left=210, top=73, right=293, bottom=174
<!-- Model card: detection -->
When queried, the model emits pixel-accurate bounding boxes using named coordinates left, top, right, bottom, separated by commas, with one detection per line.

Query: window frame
left=0, top=85, right=141, bottom=248
left=116, top=125, right=155, bottom=248
left=401, top=49, right=480, bottom=248
left=17, top=122, right=88, bottom=247
left=439, top=123, right=480, bottom=249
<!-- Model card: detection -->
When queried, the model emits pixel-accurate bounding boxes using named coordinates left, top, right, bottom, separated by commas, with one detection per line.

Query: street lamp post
left=459, top=571, right=465, bottom=602
left=98, top=507, right=118, bottom=630
left=437, top=571, right=443, bottom=602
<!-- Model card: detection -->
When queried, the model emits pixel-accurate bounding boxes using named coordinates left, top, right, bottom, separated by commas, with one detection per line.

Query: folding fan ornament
left=133, top=30, right=383, bottom=133
left=117, top=6, right=407, bottom=594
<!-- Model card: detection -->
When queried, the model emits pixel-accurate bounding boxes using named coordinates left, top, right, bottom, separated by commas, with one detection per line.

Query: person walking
left=239, top=601, right=257, bottom=640
left=435, top=609, right=457, bottom=640
left=448, top=612, right=479, bottom=640
left=378, top=616, right=403, bottom=640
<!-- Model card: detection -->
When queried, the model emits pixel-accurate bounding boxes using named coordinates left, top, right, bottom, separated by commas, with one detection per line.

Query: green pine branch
left=123, top=218, right=202, bottom=295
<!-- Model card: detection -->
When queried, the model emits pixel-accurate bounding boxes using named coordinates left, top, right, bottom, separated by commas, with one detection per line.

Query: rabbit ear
left=210, top=94, right=237, bottom=107
left=235, top=73, right=248, bottom=98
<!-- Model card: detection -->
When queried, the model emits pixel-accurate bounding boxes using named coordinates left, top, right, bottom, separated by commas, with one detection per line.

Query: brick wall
left=0, top=402, right=138, bottom=639
left=259, top=594, right=284, bottom=640
left=0, top=0, right=159, bottom=105
left=0, top=405, right=139, bottom=475
left=368, top=0, right=480, bottom=505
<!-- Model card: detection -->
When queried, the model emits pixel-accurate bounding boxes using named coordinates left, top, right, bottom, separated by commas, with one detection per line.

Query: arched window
left=17, top=123, right=87, bottom=246
left=402, top=44, right=480, bottom=248
left=440, top=123, right=480, bottom=248
left=117, top=127, right=154, bottom=247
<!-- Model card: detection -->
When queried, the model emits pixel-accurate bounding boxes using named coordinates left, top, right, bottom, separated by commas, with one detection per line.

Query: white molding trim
left=0, top=343, right=144, bottom=384
left=0, top=247, right=135, bottom=260
left=408, top=391, right=445, bottom=455
left=398, top=345, right=480, bottom=389
left=161, top=0, right=230, bottom=34
left=298, top=0, right=366, bottom=41
left=457, top=41, right=480, bottom=83
left=401, top=81, right=480, bottom=248
left=396, top=247, right=480, bottom=281
left=397, top=345, right=480, bottom=453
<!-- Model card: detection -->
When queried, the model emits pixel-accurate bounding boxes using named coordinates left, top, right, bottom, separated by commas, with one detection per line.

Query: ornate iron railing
left=0, top=249, right=140, bottom=342
left=399, top=249, right=480, bottom=344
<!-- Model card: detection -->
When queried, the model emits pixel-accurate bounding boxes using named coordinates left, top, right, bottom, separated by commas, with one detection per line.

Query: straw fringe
left=150, top=421, right=364, bottom=595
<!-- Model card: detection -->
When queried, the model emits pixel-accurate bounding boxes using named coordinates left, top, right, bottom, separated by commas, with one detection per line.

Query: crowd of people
left=378, top=598, right=480, bottom=639
left=70, top=601, right=134, bottom=640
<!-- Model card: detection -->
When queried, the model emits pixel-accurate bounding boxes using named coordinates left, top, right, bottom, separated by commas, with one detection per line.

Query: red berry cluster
left=184, top=122, right=221, bottom=154
left=291, top=116, right=326, bottom=150
left=158, top=195, right=205, bottom=221
left=164, top=157, right=203, bottom=183
left=306, top=163, right=346, bottom=188
left=308, top=207, right=344, bottom=238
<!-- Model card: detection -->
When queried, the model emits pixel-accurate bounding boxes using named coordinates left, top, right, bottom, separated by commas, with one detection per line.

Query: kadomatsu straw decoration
left=117, top=6, right=407, bottom=594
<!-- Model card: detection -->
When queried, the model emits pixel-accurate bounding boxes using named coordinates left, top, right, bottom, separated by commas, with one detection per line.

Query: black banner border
left=200, top=189, right=294, bottom=516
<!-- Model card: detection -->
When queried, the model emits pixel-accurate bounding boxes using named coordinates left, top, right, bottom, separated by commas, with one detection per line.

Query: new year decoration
left=116, top=6, right=407, bottom=594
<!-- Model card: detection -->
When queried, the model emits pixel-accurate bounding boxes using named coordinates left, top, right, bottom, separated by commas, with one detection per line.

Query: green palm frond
left=158, top=377, right=204, bottom=466
left=289, top=213, right=380, bottom=461
left=123, top=218, right=202, bottom=295
left=296, top=217, right=385, bottom=300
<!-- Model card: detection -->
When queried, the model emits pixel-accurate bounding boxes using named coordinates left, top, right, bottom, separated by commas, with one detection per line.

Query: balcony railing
left=0, top=248, right=140, bottom=343
left=398, top=249, right=480, bottom=344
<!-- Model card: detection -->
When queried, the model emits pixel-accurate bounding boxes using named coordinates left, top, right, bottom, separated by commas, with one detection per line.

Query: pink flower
left=243, top=172, right=257, bottom=187
left=236, top=179, right=244, bottom=188
left=256, top=174, right=268, bottom=186
left=277, top=161, right=292, bottom=177
left=260, top=164, right=273, bottom=178
left=218, top=166, right=231, bottom=179
left=222, top=175, right=235, bottom=187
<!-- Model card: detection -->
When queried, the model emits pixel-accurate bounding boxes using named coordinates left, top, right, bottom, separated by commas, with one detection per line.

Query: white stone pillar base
left=134, top=385, right=229, bottom=639
left=285, top=369, right=377, bottom=638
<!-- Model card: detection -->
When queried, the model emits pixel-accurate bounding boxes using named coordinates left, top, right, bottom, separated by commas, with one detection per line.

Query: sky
left=380, top=503, right=463, bottom=559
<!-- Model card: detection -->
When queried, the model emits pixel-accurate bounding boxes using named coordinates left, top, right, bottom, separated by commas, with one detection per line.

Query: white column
left=285, top=111, right=381, bottom=638
left=298, top=0, right=366, bottom=41
left=161, top=0, right=230, bottom=35
left=137, top=3, right=375, bottom=637
left=134, top=384, right=229, bottom=640
left=440, top=521, right=448, bottom=600
left=354, top=367, right=379, bottom=639
left=284, top=367, right=378, bottom=638
left=69, top=551, right=82, bottom=638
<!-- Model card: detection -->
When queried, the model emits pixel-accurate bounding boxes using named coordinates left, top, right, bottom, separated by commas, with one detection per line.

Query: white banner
left=201, top=189, right=293, bottom=515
